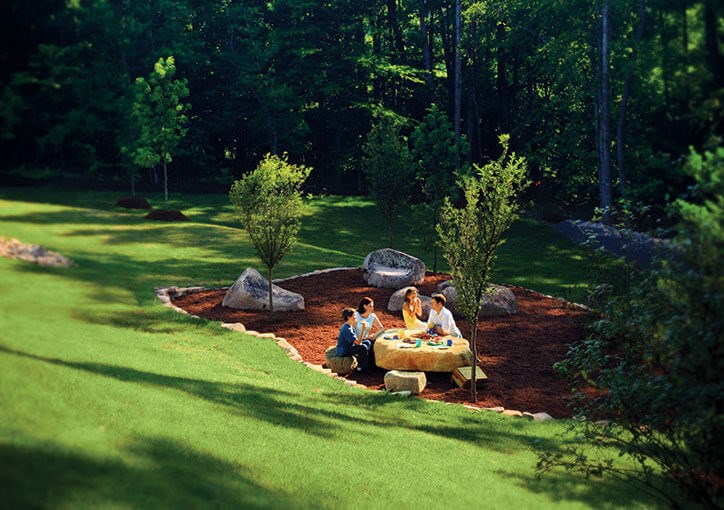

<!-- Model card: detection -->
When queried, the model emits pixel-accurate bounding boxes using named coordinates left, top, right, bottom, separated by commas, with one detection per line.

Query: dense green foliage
left=1, top=1, right=720, bottom=222
left=437, top=135, right=528, bottom=401
left=0, top=189, right=663, bottom=509
left=537, top=148, right=723, bottom=508
left=229, top=154, right=311, bottom=311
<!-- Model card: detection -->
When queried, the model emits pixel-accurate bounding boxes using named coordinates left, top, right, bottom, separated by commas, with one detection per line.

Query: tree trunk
left=469, top=320, right=478, bottom=403
left=387, top=0, right=406, bottom=63
left=599, top=0, right=613, bottom=220
left=268, top=266, right=274, bottom=313
left=419, top=0, right=433, bottom=85
left=163, top=160, right=169, bottom=210
left=704, top=0, right=722, bottom=86
left=615, top=0, right=646, bottom=199
left=388, top=220, right=392, bottom=248
left=496, top=21, right=510, bottom=133
left=454, top=0, right=462, bottom=167
left=130, top=168, right=136, bottom=198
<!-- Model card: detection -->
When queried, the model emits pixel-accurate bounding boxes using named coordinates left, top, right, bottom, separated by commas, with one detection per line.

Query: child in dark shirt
left=336, top=307, right=372, bottom=371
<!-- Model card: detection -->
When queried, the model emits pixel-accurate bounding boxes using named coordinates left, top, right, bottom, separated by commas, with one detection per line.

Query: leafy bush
left=537, top=147, right=723, bottom=508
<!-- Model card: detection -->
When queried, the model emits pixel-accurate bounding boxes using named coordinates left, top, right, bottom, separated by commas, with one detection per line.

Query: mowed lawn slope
left=0, top=189, right=656, bottom=509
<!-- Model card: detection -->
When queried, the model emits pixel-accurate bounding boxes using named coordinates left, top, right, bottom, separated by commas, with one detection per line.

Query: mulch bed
left=146, top=209, right=190, bottom=221
left=172, top=269, right=590, bottom=417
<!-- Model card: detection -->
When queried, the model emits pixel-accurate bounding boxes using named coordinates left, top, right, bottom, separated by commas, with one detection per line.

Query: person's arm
left=427, top=309, right=436, bottom=330
left=372, top=313, right=384, bottom=334
left=413, top=298, right=422, bottom=317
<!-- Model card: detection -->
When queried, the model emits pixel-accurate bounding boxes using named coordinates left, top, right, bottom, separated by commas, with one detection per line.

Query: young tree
left=229, top=153, right=311, bottom=312
left=362, top=116, right=415, bottom=248
left=131, top=56, right=189, bottom=210
left=437, top=134, right=528, bottom=402
left=411, top=103, right=469, bottom=271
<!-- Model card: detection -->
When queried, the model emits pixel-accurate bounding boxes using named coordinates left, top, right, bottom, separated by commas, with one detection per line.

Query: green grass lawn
left=0, top=187, right=659, bottom=509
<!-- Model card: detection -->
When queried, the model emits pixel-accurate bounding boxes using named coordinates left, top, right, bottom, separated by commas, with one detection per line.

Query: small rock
left=443, top=283, right=516, bottom=317
left=390, top=390, right=412, bottom=398
left=502, top=410, right=523, bottom=417
left=521, top=412, right=535, bottom=420
left=532, top=412, right=554, bottom=421
left=484, top=406, right=505, bottom=413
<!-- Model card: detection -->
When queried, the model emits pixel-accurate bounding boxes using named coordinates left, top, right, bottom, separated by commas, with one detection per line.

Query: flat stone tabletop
left=374, top=329, right=473, bottom=372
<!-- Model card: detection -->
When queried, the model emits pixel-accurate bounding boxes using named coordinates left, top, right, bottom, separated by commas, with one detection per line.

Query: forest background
left=1, top=0, right=721, bottom=227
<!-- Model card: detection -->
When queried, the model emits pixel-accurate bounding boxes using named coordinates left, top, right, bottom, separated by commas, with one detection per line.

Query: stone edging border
left=153, top=267, right=597, bottom=422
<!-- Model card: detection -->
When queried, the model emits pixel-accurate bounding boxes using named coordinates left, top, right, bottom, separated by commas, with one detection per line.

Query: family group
left=336, top=288, right=461, bottom=372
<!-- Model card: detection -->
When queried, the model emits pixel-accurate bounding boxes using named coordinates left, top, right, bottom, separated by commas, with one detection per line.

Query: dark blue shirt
left=336, top=322, right=357, bottom=357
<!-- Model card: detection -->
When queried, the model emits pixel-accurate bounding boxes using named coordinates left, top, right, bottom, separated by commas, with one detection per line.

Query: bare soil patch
left=172, top=269, right=588, bottom=417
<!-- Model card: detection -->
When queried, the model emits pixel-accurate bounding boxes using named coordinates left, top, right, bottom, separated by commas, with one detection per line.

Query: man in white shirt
left=427, top=293, right=461, bottom=337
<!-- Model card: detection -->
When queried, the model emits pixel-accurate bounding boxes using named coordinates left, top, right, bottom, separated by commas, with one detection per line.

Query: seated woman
left=402, top=287, right=427, bottom=331
left=355, top=296, right=385, bottom=340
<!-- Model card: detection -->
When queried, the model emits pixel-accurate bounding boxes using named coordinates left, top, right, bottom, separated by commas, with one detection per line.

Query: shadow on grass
left=0, top=436, right=318, bottom=509
left=495, top=467, right=666, bottom=509
left=0, top=345, right=351, bottom=438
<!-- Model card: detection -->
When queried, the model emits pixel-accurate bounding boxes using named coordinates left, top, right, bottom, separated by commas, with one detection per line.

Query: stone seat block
left=384, top=370, right=427, bottom=395
left=325, top=346, right=358, bottom=374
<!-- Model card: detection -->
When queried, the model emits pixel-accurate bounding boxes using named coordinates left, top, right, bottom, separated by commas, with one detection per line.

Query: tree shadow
left=0, top=345, right=353, bottom=438
left=0, top=436, right=319, bottom=509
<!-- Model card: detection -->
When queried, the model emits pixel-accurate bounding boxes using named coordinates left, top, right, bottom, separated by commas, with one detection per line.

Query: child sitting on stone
left=336, top=307, right=372, bottom=371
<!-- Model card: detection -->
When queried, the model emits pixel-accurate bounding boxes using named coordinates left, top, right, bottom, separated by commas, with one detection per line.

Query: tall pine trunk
left=615, top=0, right=646, bottom=199
left=599, top=0, right=613, bottom=220
left=454, top=0, right=462, bottom=167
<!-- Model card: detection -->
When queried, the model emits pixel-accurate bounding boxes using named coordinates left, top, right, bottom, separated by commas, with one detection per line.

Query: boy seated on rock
left=337, top=307, right=373, bottom=372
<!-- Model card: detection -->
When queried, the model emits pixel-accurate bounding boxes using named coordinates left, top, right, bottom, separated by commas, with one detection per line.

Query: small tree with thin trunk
left=362, top=116, right=414, bottom=248
left=132, top=56, right=189, bottom=210
left=437, top=134, right=528, bottom=402
left=229, top=153, right=311, bottom=312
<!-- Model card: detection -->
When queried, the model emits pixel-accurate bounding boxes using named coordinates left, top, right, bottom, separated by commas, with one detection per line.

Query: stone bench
left=362, top=248, right=426, bottom=289
left=384, top=370, right=427, bottom=395
left=325, top=346, right=357, bottom=374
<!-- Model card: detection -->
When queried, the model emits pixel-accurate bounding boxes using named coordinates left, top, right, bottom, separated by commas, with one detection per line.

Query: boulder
left=362, top=249, right=426, bottom=289
left=441, top=283, right=516, bottom=317
left=384, top=370, right=427, bottom=395
left=222, top=268, right=304, bottom=311
left=325, top=346, right=358, bottom=374
left=387, top=287, right=432, bottom=317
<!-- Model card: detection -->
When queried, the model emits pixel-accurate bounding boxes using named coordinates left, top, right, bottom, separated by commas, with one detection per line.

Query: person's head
left=431, top=293, right=446, bottom=313
left=342, top=307, right=357, bottom=325
left=357, top=297, right=374, bottom=314
left=404, top=287, right=418, bottom=303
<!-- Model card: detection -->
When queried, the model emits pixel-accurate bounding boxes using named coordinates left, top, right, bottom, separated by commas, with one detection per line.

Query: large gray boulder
left=222, top=268, right=304, bottom=311
left=362, top=249, right=426, bottom=289
left=441, top=282, right=516, bottom=317
left=387, top=287, right=432, bottom=317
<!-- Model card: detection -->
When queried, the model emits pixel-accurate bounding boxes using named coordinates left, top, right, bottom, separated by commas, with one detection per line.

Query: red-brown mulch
left=146, top=209, right=189, bottom=221
left=172, top=269, right=589, bottom=418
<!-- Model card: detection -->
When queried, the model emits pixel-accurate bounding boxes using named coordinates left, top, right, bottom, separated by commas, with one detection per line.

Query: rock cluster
left=0, top=237, right=74, bottom=267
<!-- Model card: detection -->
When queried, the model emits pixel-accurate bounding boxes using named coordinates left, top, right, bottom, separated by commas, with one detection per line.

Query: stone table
left=374, top=329, right=473, bottom=372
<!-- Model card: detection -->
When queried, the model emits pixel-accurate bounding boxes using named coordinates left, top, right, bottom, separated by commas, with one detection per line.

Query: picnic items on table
left=374, top=328, right=473, bottom=372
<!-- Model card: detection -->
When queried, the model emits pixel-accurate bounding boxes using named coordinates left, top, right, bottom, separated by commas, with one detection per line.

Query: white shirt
left=427, top=306, right=461, bottom=337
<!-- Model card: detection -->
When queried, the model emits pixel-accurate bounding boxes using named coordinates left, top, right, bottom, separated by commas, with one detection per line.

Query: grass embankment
left=0, top=188, right=656, bottom=508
